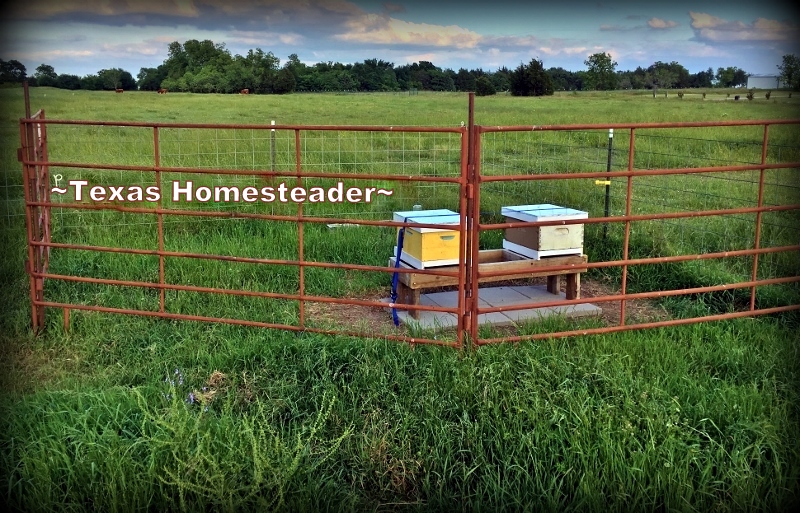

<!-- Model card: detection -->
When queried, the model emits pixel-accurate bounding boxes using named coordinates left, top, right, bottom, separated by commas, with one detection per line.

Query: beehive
left=501, top=204, right=587, bottom=260
left=392, top=209, right=461, bottom=269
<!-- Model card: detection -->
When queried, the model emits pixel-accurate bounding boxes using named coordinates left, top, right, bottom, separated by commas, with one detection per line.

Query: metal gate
left=18, top=91, right=800, bottom=348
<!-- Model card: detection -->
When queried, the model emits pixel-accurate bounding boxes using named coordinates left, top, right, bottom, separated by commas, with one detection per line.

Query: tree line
left=2, top=40, right=798, bottom=96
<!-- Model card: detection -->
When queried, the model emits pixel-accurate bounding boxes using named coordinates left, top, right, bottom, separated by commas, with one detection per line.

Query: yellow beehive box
left=501, top=204, right=587, bottom=260
left=393, top=209, right=461, bottom=269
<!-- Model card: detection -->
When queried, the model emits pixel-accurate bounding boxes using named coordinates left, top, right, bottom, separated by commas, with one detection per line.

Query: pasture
left=0, top=87, right=799, bottom=511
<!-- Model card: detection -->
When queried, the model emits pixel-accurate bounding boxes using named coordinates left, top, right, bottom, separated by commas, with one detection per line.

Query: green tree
left=34, top=64, right=58, bottom=87
left=716, top=66, right=748, bottom=88
left=430, top=69, right=455, bottom=91
left=97, top=68, right=135, bottom=90
left=454, top=68, right=476, bottom=91
left=80, top=74, right=104, bottom=90
left=137, top=66, right=167, bottom=91
left=648, top=61, right=677, bottom=90
left=273, top=67, right=296, bottom=94
left=491, top=66, right=512, bottom=92
left=164, top=41, right=188, bottom=79
left=56, top=74, right=81, bottom=90
left=584, top=52, right=617, bottom=90
left=243, top=49, right=280, bottom=93
left=510, top=59, right=554, bottom=97
left=475, top=76, right=496, bottom=96
left=777, top=54, right=799, bottom=90
left=284, top=54, right=306, bottom=82
left=0, top=59, right=26, bottom=83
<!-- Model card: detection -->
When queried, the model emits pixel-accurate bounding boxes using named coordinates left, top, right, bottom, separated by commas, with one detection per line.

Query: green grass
left=1, top=87, right=799, bottom=511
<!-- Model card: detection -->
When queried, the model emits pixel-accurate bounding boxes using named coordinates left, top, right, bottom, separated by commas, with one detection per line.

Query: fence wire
left=478, top=127, right=799, bottom=283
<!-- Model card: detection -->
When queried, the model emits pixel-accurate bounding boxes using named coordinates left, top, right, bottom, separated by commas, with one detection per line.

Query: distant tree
left=628, top=66, right=648, bottom=89
left=777, top=54, right=799, bottom=90
left=243, top=48, right=280, bottom=93
left=0, top=59, right=26, bottom=83
left=56, top=74, right=82, bottom=90
left=164, top=41, right=189, bottom=79
left=689, top=67, right=714, bottom=88
left=584, top=52, right=617, bottom=90
left=732, top=68, right=748, bottom=88
left=489, top=69, right=510, bottom=93
left=510, top=59, right=554, bottom=97
left=272, top=67, right=296, bottom=94
left=475, top=76, right=496, bottom=96
left=716, top=66, right=748, bottom=88
left=34, top=64, right=58, bottom=87
left=137, top=66, right=167, bottom=91
left=97, top=68, right=135, bottom=90
left=547, top=67, right=581, bottom=91
left=284, top=53, right=306, bottom=82
left=351, top=59, right=397, bottom=91
left=99, top=68, right=122, bottom=89
left=454, top=68, right=476, bottom=91
left=80, top=74, right=104, bottom=90
left=430, top=69, right=455, bottom=91
left=647, top=61, right=677, bottom=90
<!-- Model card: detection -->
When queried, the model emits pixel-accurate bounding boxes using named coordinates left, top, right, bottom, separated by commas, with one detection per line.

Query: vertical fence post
left=154, top=126, right=166, bottom=312
left=20, top=90, right=38, bottom=332
left=271, top=120, right=276, bottom=172
left=620, top=128, right=636, bottom=326
left=751, top=124, right=769, bottom=311
left=295, top=129, right=305, bottom=330
left=457, top=109, right=469, bottom=350
left=603, top=128, right=613, bottom=240
left=467, top=93, right=481, bottom=347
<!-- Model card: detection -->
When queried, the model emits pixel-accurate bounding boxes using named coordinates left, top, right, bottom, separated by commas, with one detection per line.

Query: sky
left=1, top=0, right=798, bottom=79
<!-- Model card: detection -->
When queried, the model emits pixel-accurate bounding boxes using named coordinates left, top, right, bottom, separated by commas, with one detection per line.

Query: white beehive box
left=501, top=204, right=587, bottom=260
left=392, top=209, right=461, bottom=269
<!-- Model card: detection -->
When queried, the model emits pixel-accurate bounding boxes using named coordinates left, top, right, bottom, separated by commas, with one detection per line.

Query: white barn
left=747, top=75, right=784, bottom=89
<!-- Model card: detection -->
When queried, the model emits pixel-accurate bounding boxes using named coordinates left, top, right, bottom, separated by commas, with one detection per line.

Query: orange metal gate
left=19, top=91, right=800, bottom=348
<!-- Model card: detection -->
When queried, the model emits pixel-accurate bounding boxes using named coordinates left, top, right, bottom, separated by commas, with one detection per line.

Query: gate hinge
left=465, top=184, right=474, bottom=199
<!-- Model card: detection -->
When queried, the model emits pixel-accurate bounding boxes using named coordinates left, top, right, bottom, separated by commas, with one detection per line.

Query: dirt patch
left=579, top=277, right=672, bottom=326
left=304, top=291, right=406, bottom=338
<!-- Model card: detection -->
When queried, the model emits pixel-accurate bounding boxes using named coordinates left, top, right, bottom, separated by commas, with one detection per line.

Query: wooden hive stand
left=390, top=249, right=587, bottom=319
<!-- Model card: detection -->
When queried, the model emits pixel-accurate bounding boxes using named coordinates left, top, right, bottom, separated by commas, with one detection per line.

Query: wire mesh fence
left=9, top=112, right=800, bottom=346
left=477, top=127, right=799, bottom=279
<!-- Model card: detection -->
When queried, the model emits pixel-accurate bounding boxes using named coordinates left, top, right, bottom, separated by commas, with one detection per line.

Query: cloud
left=21, top=49, right=95, bottom=59
left=647, top=18, right=678, bottom=29
left=10, top=0, right=200, bottom=19
left=601, top=18, right=678, bottom=32
left=335, top=14, right=482, bottom=48
left=689, top=11, right=798, bottom=42
left=482, top=35, right=540, bottom=47
left=99, top=36, right=181, bottom=57
left=382, top=2, right=405, bottom=13
left=227, top=30, right=304, bottom=46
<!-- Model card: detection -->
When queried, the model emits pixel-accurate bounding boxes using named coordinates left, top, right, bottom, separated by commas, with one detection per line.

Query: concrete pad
left=475, top=286, right=531, bottom=305
left=383, top=284, right=602, bottom=330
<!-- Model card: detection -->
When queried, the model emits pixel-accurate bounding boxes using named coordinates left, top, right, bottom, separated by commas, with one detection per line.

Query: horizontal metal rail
left=18, top=93, right=800, bottom=348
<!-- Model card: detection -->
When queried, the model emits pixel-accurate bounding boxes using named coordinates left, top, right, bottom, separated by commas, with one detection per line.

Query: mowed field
left=0, top=87, right=799, bottom=511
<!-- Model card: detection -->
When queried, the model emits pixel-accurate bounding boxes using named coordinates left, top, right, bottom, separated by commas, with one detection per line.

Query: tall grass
left=2, top=320, right=798, bottom=511
left=1, top=87, right=799, bottom=511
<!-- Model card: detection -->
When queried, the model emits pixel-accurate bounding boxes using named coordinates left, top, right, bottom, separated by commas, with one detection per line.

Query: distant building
left=747, top=75, right=784, bottom=89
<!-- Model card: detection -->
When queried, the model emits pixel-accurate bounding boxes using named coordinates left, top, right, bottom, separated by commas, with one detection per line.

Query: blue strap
left=390, top=222, right=406, bottom=326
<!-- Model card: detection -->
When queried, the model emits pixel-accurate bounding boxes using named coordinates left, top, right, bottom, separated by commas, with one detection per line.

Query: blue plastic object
left=390, top=224, right=406, bottom=326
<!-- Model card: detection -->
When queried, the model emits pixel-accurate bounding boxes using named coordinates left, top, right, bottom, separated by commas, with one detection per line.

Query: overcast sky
left=1, top=0, right=798, bottom=78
